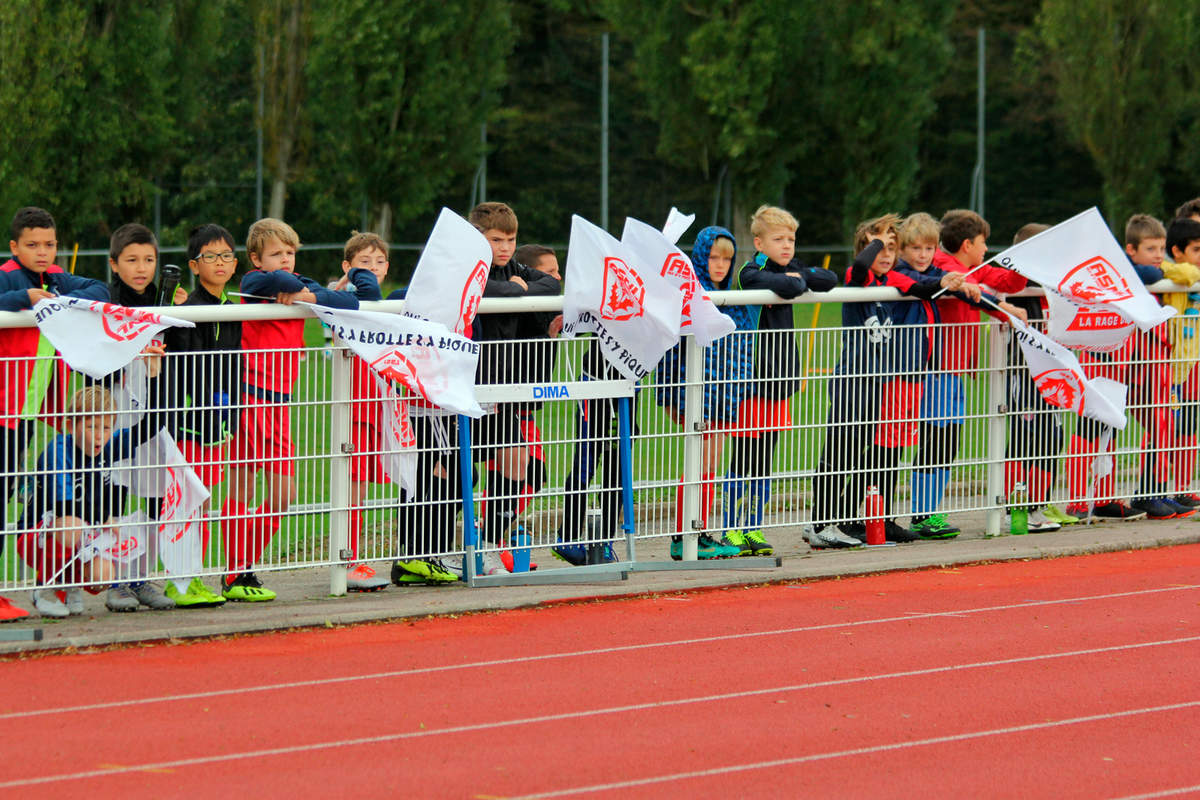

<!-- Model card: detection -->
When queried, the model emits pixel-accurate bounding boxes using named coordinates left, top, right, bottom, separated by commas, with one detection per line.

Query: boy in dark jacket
left=726, top=205, right=837, bottom=555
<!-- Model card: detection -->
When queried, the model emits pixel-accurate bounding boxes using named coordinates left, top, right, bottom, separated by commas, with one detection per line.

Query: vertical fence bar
left=328, top=343, right=352, bottom=596
left=680, top=333, right=703, bottom=558
left=459, top=414, right=478, bottom=584
left=618, top=395, right=636, bottom=560
left=986, top=322, right=1007, bottom=536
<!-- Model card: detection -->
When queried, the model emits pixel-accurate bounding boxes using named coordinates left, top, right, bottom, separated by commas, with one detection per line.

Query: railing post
left=328, top=342, right=352, bottom=596
left=459, top=415, right=478, bottom=585
left=986, top=321, right=1008, bottom=537
left=680, top=332, right=704, bottom=559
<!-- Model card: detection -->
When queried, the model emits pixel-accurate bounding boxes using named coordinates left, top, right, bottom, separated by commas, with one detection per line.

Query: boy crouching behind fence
left=18, top=387, right=173, bottom=616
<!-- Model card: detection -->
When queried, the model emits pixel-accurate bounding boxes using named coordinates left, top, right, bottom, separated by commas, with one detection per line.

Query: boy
left=727, top=205, right=837, bottom=554
left=514, top=243, right=561, bottom=281
left=907, top=209, right=1027, bottom=537
left=160, top=224, right=244, bottom=607
left=806, top=215, right=964, bottom=548
left=18, top=386, right=173, bottom=615
left=0, top=207, right=108, bottom=621
left=1158, top=216, right=1200, bottom=504
left=224, top=218, right=374, bottom=601
left=391, top=202, right=559, bottom=581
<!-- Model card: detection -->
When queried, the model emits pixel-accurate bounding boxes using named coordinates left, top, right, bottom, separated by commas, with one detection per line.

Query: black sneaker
left=884, top=519, right=919, bottom=543
left=221, top=572, right=276, bottom=602
left=841, top=521, right=867, bottom=543
left=1131, top=497, right=1177, bottom=519
left=1174, top=493, right=1200, bottom=508
left=1092, top=502, right=1147, bottom=521
left=1162, top=497, right=1197, bottom=518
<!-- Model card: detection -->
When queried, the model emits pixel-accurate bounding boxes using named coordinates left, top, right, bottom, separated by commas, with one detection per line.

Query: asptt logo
left=600, top=257, right=645, bottom=321
left=457, top=260, right=489, bottom=335
left=661, top=254, right=695, bottom=323
left=385, top=394, right=416, bottom=450
left=1064, top=305, right=1132, bottom=333
left=1033, top=368, right=1084, bottom=414
left=100, top=303, right=158, bottom=342
left=1058, top=257, right=1133, bottom=304
left=370, top=349, right=431, bottom=401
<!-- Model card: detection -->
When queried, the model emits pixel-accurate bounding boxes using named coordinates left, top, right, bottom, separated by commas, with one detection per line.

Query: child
left=224, top=218, right=374, bottom=600
left=727, top=205, right=837, bottom=554
left=160, top=224, right=243, bottom=607
left=654, top=225, right=746, bottom=558
left=0, top=207, right=108, bottom=621
left=806, top=215, right=964, bottom=548
left=907, top=209, right=1027, bottom=537
left=1157, top=216, right=1200, bottom=505
left=514, top=243, right=561, bottom=281
left=18, top=387, right=173, bottom=615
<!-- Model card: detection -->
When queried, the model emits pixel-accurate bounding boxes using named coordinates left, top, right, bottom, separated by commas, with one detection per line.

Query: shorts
left=179, top=439, right=227, bottom=487
left=229, top=392, right=295, bottom=476
left=350, top=420, right=389, bottom=484
left=919, top=374, right=965, bottom=428
left=875, top=379, right=922, bottom=448
left=18, top=529, right=82, bottom=584
left=732, top=396, right=792, bottom=438
left=472, top=407, right=528, bottom=462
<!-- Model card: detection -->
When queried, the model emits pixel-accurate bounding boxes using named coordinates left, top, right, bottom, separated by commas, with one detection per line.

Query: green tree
left=306, top=0, right=515, bottom=241
left=1019, top=0, right=1198, bottom=229
left=256, top=0, right=312, bottom=220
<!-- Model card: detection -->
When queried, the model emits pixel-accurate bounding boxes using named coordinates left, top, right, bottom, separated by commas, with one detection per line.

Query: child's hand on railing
left=997, top=301, right=1028, bottom=325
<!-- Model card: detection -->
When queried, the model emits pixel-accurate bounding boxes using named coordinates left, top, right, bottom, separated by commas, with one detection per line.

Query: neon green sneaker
left=911, top=514, right=960, bottom=539
left=165, top=577, right=226, bottom=608
left=221, top=572, right=276, bottom=602
left=721, top=530, right=753, bottom=557
left=1042, top=505, right=1079, bottom=525
left=743, top=529, right=774, bottom=556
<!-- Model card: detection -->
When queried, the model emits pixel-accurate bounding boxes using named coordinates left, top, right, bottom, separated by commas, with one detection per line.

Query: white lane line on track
left=4, top=582, right=1197, bottom=722
left=1, top=636, right=1198, bottom=789
left=509, top=702, right=1200, bottom=799
left=1109, top=786, right=1200, bottom=800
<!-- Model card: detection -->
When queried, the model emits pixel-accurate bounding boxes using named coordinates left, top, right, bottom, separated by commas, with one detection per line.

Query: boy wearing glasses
left=160, top=224, right=242, bottom=607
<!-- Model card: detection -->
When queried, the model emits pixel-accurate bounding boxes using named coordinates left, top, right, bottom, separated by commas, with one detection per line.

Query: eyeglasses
left=196, top=251, right=236, bottom=264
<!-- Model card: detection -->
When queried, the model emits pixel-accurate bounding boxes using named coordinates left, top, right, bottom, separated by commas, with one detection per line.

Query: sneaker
left=884, top=519, right=920, bottom=543
left=1043, top=505, right=1080, bottom=525
left=478, top=547, right=510, bottom=576
left=390, top=557, right=460, bottom=585
left=597, top=543, right=619, bottom=563
left=1092, top=502, right=1147, bottom=522
left=669, top=537, right=683, bottom=560
left=346, top=563, right=390, bottom=592
left=699, top=533, right=741, bottom=558
left=911, top=514, right=960, bottom=539
left=1174, top=493, right=1200, bottom=508
left=165, top=577, right=227, bottom=608
left=552, top=540, right=588, bottom=566
left=131, top=581, right=176, bottom=610
left=1162, top=498, right=1197, bottom=518
left=1026, top=509, right=1062, bottom=533
left=668, top=536, right=724, bottom=560
left=1131, top=497, right=1176, bottom=520
left=221, top=572, right=277, bottom=602
left=105, top=583, right=139, bottom=612
left=744, top=529, right=775, bottom=555
left=63, top=588, right=85, bottom=615
left=31, top=588, right=68, bottom=618
left=841, top=522, right=867, bottom=540
left=720, top=530, right=753, bottom=557
left=0, top=596, right=31, bottom=622
left=803, top=523, right=862, bottom=550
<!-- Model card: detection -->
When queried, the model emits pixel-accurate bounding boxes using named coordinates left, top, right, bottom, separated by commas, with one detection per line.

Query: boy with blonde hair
left=224, top=218, right=376, bottom=600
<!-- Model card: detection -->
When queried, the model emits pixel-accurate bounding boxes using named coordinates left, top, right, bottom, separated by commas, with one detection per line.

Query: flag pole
left=800, top=254, right=829, bottom=392
left=929, top=254, right=1007, bottom=300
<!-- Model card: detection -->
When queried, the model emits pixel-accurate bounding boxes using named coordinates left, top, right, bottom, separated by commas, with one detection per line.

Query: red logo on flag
left=1057, top=257, right=1133, bottom=304
left=660, top=254, right=692, bottom=281
left=159, top=467, right=181, bottom=522
left=100, top=303, right=157, bottom=342
left=458, top=261, right=489, bottom=335
left=600, top=257, right=645, bottom=321
left=387, top=395, right=416, bottom=449
left=1033, top=368, right=1084, bottom=413
left=106, top=533, right=141, bottom=559
left=370, top=349, right=430, bottom=400
left=1065, top=305, right=1131, bottom=332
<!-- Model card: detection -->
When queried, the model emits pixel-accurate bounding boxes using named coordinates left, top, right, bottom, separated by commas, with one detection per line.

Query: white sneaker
left=803, top=523, right=863, bottom=550
left=65, top=588, right=84, bottom=615
left=434, top=556, right=465, bottom=579
left=346, top=562, right=390, bottom=592
left=478, top=546, right=510, bottom=576
left=1027, top=509, right=1062, bottom=533
left=31, top=588, right=68, bottom=618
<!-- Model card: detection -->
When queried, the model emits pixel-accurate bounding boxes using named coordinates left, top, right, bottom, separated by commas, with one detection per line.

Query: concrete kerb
left=4, top=518, right=1199, bottom=656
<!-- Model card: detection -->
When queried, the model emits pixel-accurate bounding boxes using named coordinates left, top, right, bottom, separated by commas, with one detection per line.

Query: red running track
left=3, top=545, right=1200, bottom=799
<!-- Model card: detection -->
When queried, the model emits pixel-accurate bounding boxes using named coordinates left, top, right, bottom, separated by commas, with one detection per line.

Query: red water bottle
left=865, top=485, right=885, bottom=545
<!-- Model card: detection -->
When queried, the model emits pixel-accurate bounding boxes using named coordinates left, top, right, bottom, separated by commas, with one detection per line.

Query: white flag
left=307, top=304, right=483, bottom=417
left=561, top=215, right=683, bottom=382
left=621, top=216, right=735, bottom=348
left=662, top=207, right=695, bottom=246
left=374, top=372, right=418, bottom=493
left=32, top=297, right=194, bottom=379
left=108, top=359, right=150, bottom=429
left=1009, top=316, right=1127, bottom=429
left=994, top=207, right=1174, bottom=332
left=1044, top=292, right=1136, bottom=352
left=402, top=207, right=493, bottom=335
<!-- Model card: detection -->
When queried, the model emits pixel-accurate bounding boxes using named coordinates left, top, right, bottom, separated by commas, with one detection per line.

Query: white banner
left=307, top=304, right=483, bottom=417
left=620, top=216, right=735, bottom=348
left=1009, top=316, right=1127, bottom=429
left=32, top=297, right=194, bottom=379
left=1044, top=292, right=1136, bottom=352
left=561, top=215, right=683, bottom=382
left=401, top=207, right=493, bottom=335
left=108, top=358, right=150, bottom=429
left=994, top=207, right=1174, bottom=332
left=661, top=206, right=694, bottom=246
left=374, top=372, right=418, bottom=493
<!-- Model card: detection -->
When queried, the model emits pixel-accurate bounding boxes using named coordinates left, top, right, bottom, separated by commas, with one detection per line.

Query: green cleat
left=165, top=577, right=226, bottom=608
left=221, top=572, right=276, bottom=602
left=911, top=513, right=960, bottom=539
left=743, top=529, right=774, bottom=555
left=1042, top=505, right=1079, bottom=525
left=720, top=530, right=753, bottom=557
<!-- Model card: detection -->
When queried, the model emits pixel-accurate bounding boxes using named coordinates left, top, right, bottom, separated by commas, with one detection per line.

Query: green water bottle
left=1010, top=482, right=1029, bottom=535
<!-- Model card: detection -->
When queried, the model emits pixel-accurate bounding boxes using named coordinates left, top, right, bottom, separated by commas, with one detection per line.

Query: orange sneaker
left=346, top=562, right=389, bottom=592
left=0, top=595, right=31, bottom=622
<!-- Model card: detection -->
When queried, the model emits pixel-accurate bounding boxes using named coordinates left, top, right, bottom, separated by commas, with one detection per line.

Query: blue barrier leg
left=458, top=414, right=477, bottom=582
left=618, top=396, right=637, bottom=561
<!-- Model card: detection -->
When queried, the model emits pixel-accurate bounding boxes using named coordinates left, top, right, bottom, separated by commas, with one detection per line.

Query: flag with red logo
left=374, top=372, right=418, bottom=493
left=994, top=207, right=1174, bottom=332
left=1008, top=316, right=1127, bottom=429
left=561, top=215, right=684, bottom=382
left=306, top=304, right=483, bottom=417
left=401, top=207, right=493, bottom=336
left=620, top=216, right=735, bottom=348
left=32, top=297, right=194, bottom=379
left=1044, top=292, right=1137, bottom=352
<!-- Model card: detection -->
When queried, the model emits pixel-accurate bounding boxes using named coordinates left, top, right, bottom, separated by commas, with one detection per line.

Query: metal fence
left=0, top=285, right=1194, bottom=601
